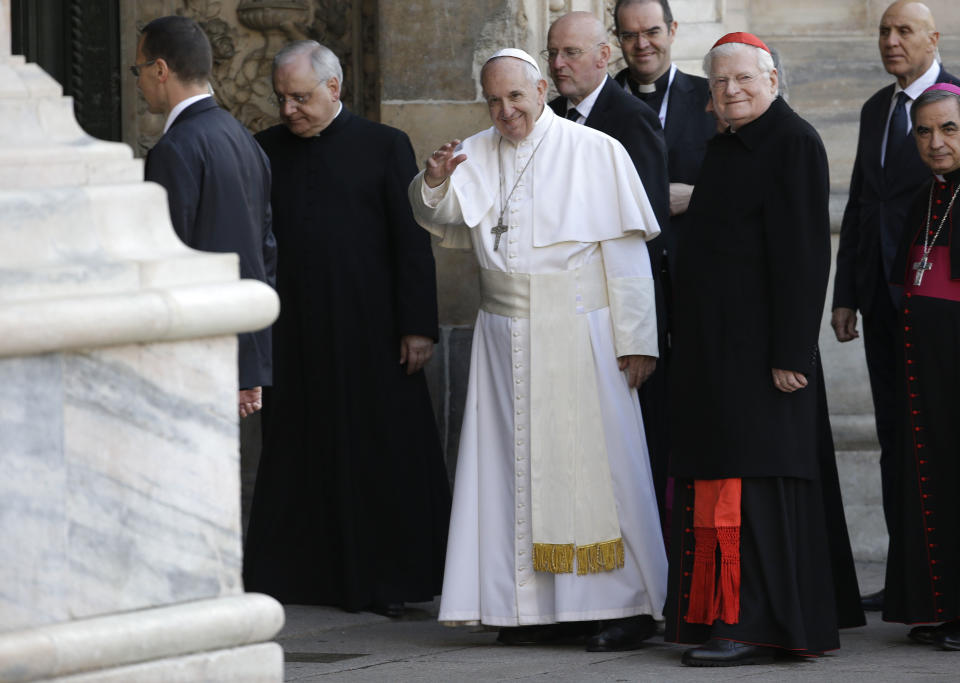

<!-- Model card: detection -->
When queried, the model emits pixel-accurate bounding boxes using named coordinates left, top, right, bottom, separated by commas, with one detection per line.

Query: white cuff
left=607, top=276, right=658, bottom=358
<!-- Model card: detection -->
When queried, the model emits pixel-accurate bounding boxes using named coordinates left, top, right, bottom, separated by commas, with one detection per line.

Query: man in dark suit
left=612, top=0, right=716, bottom=250
left=832, top=0, right=959, bottom=612
left=546, top=11, right=673, bottom=539
left=136, top=15, right=276, bottom=419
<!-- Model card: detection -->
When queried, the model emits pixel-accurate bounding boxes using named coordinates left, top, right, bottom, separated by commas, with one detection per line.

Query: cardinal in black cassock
left=885, top=84, right=960, bottom=650
left=664, top=33, right=864, bottom=667
left=242, top=41, right=450, bottom=615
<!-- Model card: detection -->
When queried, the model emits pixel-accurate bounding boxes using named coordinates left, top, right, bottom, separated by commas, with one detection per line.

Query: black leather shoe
left=370, top=602, right=404, bottom=618
left=497, top=622, right=592, bottom=646
left=585, top=615, right=656, bottom=652
left=909, top=624, right=945, bottom=645
left=860, top=588, right=885, bottom=612
left=938, top=621, right=960, bottom=650
left=681, top=639, right=775, bottom=667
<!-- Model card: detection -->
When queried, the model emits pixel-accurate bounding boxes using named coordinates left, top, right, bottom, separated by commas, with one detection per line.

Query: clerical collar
left=314, top=102, right=344, bottom=136
left=164, top=93, right=212, bottom=133
left=631, top=68, right=670, bottom=97
left=943, top=167, right=960, bottom=186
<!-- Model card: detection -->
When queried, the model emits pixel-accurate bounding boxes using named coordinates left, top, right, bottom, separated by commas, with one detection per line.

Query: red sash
left=686, top=478, right=741, bottom=625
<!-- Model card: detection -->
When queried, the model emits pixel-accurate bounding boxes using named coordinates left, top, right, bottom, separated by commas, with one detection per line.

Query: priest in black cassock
left=886, top=83, right=960, bottom=650
left=665, top=33, right=864, bottom=667
left=242, top=40, right=451, bottom=617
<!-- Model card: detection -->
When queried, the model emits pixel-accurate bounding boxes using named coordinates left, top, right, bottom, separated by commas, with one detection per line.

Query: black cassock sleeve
left=384, top=130, right=439, bottom=341
left=764, top=129, right=831, bottom=373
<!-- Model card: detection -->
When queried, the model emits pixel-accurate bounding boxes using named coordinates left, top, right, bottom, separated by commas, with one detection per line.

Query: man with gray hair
left=666, top=32, right=863, bottom=666
left=410, top=48, right=667, bottom=651
left=243, top=40, right=451, bottom=618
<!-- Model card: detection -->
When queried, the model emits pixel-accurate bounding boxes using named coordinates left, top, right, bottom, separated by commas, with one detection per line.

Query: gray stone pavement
left=274, top=562, right=956, bottom=681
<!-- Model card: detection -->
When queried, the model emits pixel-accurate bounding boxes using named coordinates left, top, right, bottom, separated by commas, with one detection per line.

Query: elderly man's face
left=708, top=49, right=778, bottom=131
left=879, top=2, right=939, bottom=86
left=273, top=53, right=340, bottom=138
left=481, top=58, right=547, bottom=144
left=547, top=16, right=609, bottom=104
left=915, top=97, right=960, bottom=175
left=616, top=0, right=677, bottom=84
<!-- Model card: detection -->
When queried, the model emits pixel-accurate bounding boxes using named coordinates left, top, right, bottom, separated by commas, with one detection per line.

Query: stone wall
left=121, top=0, right=378, bottom=156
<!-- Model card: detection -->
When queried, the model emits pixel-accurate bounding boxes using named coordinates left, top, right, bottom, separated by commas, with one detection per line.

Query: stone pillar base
left=0, top=594, right=284, bottom=683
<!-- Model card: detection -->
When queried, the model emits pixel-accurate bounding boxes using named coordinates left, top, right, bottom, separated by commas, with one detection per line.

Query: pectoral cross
left=913, top=255, right=933, bottom=286
left=491, top=222, right=508, bottom=251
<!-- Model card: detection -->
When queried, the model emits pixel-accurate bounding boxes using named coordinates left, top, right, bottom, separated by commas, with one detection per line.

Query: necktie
left=566, top=107, right=581, bottom=122
left=885, top=91, right=909, bottom=167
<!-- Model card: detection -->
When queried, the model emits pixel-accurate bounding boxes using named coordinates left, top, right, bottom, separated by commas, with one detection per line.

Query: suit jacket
left=833, top=65, right=960, bottom=316
left=614, top=67, right=715, bottom=267
left=145, top=97, right=277, bottom=388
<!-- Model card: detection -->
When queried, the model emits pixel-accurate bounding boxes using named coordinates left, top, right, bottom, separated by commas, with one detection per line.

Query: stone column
left=0, top=1, right=284, bottom=680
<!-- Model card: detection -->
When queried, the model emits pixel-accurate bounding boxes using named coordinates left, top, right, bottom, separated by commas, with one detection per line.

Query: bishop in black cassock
left=242, top=41, right=450, bottom=615
left=885, top=84, right=960, bottom=650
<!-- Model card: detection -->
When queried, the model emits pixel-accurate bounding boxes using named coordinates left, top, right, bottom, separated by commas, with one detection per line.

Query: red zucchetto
left=711, top=32, right=771, bottom=54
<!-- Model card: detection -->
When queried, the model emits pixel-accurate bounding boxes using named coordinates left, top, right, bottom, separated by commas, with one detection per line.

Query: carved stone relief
left=128, top=0, right=377, bottom=156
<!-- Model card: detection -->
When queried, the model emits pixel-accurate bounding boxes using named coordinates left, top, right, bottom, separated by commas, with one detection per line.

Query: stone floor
left=273, top=562, right=956, bottom=682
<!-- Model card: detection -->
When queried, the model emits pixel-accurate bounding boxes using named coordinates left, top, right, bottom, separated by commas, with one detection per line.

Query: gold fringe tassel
left=533, top=543, right=575, bottom=573
left=575, top=538, right=625, bottom=575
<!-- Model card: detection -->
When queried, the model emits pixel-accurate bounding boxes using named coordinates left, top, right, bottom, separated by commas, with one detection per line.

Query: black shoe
left=585, top=615, right=656, bottom=652
left=370, top=602, right=404, bottom=618
left=860, top=588, right=884, bottom=612
left=939, top=621, right=960, bottom=650
left=681, top=639, right=775, bottom=667
left=908, top=624, right=945, bottom=645
left=497, top=622, right=591, bottom=646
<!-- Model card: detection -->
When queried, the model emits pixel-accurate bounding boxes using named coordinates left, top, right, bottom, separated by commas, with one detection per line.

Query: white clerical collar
left=314, top=102, right=344, bottom=135
left=895, top=59, right=940, bottom=101
left=936, top=174, right=947, bottom=183
left=164, top=93, right=212, bottom=133
left=566, top=77, right=607, bottom=122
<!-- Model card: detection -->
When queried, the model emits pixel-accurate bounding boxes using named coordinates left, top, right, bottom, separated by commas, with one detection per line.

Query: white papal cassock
left=409, top=105, right=668, bottom=626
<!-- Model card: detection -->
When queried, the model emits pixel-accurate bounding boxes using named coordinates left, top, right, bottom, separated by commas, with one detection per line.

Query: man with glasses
left=613, top=0, right=715, bottom=238
left=136, top=15, right=276, bottom=419
left=545, top=11, right=672, bottom=539
left=242, top=40, right=451, bottom=619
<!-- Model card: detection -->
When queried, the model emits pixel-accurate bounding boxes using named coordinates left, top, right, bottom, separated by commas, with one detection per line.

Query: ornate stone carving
left=131, top=0, right=378, bottom=154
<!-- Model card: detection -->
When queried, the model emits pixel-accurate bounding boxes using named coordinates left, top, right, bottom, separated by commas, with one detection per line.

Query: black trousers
left=861, top=276, right=901, bottom=539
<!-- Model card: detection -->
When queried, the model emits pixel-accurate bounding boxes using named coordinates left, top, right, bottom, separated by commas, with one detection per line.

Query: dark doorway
left=11, top=0, right=122, bottom=142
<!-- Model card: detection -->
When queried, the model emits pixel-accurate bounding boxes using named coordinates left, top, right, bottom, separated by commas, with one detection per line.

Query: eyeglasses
left=128, top=59, right=156, bottom=78
left=708, top=73, right=761, bottom=91
left=272, top=82, right=322, bottom=108
left=540, top=44, right=605, bottom=62
left=616, top=28, right=663, bottom=44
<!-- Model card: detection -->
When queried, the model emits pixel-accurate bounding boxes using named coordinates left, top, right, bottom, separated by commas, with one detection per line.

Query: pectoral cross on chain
left=491, top=222, right=508, bottom=251
left=913, top=255, right=933, bottom=285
